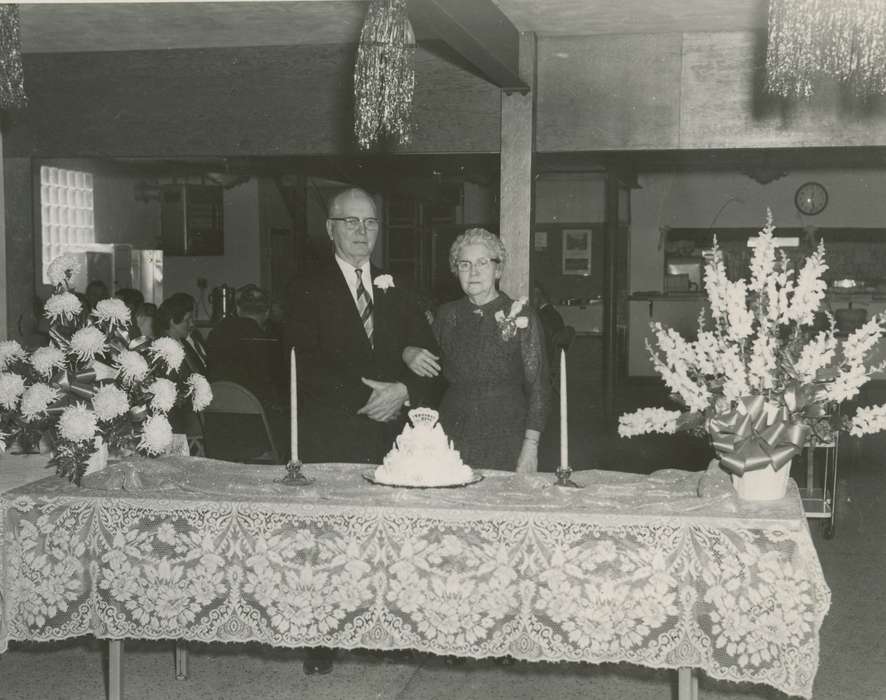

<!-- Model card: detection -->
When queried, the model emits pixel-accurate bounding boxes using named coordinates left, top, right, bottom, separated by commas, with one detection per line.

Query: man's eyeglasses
left=328, top=217, right=381, bottom=232
left=455, top=257, right=500, bottom=272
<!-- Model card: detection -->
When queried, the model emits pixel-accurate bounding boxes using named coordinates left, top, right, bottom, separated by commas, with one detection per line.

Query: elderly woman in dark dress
left=404, top=228, right=550, bottom=471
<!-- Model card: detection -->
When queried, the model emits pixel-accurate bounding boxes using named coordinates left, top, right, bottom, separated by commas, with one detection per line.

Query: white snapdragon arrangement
left=619, top=211, right=886, bottom=477
left=0, top=255, right=213, bottom=484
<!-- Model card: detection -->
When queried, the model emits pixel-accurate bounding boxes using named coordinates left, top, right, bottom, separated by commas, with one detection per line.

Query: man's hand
left=357, top=378, right=409, bottom=422
left=402, top=346, right=441, bottom=377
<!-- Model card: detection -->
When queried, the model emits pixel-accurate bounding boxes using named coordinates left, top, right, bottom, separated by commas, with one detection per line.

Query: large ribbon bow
left=47, top=360, right=118, bottom=413
left=707, top=394, right=810, bottom=476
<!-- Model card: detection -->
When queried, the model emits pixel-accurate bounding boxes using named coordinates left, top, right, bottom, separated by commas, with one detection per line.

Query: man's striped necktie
left=355, top=268, right=374, bottom=346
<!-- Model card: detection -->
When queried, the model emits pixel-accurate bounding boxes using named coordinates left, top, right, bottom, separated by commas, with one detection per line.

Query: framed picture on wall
left=562, top=228, right=592, bottom=275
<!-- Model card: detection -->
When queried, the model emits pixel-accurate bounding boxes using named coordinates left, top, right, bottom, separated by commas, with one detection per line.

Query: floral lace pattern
left=0, top=460, right=829, bottom=698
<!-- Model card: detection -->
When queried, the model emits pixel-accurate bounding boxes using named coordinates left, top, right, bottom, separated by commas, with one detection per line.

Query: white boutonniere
left=374, top=274, right=395, bottom=292
left=494, top=297, right=530, bottom=341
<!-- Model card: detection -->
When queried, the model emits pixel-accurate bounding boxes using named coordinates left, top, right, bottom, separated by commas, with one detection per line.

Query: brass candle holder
left=276, top=460, right=313, bottom=486
left=555, top=464, right=582, bottom=488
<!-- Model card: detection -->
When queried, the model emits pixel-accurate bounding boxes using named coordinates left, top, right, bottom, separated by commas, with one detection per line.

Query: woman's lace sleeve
left=521, top=309, right=551, bottom=432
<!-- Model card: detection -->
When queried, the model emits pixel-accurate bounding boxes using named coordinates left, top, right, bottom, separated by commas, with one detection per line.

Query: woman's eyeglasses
left=328, top=217, right=381, bottom=232
left=455, top=257, right=500, bottom=272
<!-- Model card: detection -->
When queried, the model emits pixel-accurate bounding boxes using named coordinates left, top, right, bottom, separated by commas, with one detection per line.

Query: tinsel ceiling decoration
left=0, top=4, right=25, bottom=109
left=766, top=0, right=886, bottom=99
left=353, top=0, right=415, bottom=150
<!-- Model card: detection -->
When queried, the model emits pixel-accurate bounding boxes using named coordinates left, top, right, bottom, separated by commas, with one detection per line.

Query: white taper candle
left=290, top=348, right=298, bottom=464
left=560, top=348, right=568, bottom=468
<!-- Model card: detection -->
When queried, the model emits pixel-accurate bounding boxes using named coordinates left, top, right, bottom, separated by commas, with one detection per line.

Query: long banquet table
left=0, top=456, right=830, bottom=699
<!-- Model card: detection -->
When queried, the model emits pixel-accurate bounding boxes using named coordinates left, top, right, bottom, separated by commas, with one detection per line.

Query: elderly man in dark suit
left=287, top=187, right=439, bottom=674
left=289, top=187, right=438, bottom=466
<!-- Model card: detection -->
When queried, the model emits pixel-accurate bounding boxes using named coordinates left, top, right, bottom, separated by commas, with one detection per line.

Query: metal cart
left=798, top=433, right=839, bottom=539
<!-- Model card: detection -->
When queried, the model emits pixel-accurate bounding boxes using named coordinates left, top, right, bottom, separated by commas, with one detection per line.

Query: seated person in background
left=115, top=288, right=144, bottom=339
left=207, top=284, right=284, bottom=404
left=264, top=298, right=286, bottom=343
left=155, top=292, right=208, bottom=376
left=206, top=285, right=288, bottom=462
left=135, top=302, right=157, bottom=342
left=534, top=282, right=566, bottom=374
left=85, top=279, right=109, bottom=312
left=155, top=293, right=208, bottom=445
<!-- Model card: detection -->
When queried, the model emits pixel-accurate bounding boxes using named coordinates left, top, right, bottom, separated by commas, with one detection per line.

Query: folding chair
left=202, top=381, right=281, bottom=463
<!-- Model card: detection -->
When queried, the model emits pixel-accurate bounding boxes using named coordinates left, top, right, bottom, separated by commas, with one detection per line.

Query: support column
left=0, top=128, right=7, bottom=341
left=499, top=32, right=535, bottom=300
left=602, top=170, right=620, bottom=427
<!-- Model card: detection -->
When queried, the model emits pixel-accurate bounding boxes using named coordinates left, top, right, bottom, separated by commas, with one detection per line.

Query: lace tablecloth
left=0, top=457, right=830, bottom=698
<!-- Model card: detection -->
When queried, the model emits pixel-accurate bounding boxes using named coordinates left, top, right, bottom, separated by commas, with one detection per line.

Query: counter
left=554, top=300, right=602, bottom=335
left=627, top=291, right=886, bottom=379
left=824, top=291, right=886, bottom=316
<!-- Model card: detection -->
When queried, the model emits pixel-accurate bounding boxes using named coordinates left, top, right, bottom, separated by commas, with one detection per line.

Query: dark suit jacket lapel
left=369, top=267, right=385, bottom=348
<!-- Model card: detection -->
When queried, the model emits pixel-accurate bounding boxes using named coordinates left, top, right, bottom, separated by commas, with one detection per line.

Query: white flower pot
left=166, top=433, right=190, bottom=457
left=84, top=440, right=109, bottom=476
left=731, top=464, right=790, bottom=501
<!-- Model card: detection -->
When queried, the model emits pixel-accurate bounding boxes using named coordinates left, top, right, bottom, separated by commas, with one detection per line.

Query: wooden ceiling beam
left=408, top=0, right=529, bottom=94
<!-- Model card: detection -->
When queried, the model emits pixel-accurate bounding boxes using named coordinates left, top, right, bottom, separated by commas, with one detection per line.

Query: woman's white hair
left=448, top=228, right=507, bottom=274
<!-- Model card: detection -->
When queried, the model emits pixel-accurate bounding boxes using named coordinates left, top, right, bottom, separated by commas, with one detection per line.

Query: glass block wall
left=40, top=166, right=95, bottom=283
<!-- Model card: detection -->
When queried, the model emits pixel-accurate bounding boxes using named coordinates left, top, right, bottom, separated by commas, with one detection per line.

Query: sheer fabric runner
left=0, top=458, right=830, bottom=698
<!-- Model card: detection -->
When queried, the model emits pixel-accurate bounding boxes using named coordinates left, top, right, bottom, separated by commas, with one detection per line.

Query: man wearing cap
left=206, top=284, right=288, bottom=458
left=207, top=285, right=283, bottom=400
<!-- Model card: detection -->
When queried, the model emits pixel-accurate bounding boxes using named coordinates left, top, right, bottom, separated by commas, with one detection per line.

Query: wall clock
left=794, top=182, right=828, bottom=216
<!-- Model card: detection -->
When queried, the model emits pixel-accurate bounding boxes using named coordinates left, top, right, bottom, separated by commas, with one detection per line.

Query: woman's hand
left=516, top=431, right=540, bottom=473
left=402, top=346, right=441, bottom=377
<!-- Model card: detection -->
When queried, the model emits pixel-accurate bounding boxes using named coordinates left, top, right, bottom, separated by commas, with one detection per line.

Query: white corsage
left=374, top=274, right=395, bottom=292
left=494, top=297, right=530, bottom=341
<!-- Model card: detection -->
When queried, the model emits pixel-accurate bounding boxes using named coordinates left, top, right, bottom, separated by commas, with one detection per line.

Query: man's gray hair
left=449, top=228, right=507, bottom=274
left=327, top=187, right=376, bottom=217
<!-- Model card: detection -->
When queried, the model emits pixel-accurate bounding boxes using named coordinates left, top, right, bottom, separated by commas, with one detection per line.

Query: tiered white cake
left=373, top=407, right=474, bottom=487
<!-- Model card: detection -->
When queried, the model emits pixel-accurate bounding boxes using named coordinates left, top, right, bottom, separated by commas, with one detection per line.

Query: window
left=40, top=166, right=95, bottom=283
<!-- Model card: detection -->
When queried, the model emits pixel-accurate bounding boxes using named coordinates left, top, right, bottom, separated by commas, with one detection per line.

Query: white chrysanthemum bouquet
left=0, top=255, right=212, bottom=484
left=619, top=211, right=886, bottom=477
